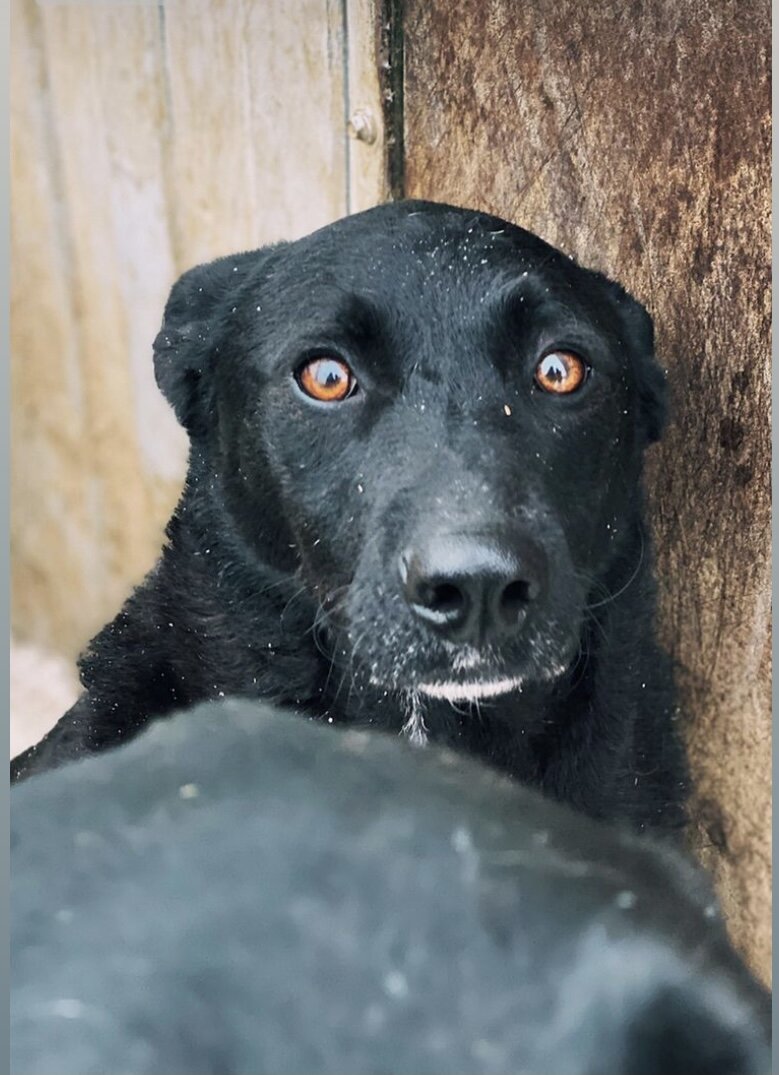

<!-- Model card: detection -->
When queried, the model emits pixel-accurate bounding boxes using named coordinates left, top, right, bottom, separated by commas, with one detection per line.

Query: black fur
left=12, top=201, right=688, bottom=832
left=11, top=701, right=768, bottom=1075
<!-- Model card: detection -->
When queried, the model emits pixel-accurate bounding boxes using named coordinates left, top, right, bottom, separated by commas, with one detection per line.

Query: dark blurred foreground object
left=11, top=701, right=770, bottom=1075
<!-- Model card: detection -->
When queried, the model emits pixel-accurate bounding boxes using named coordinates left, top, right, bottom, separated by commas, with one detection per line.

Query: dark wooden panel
left=404, top=0, right=770, bottom=980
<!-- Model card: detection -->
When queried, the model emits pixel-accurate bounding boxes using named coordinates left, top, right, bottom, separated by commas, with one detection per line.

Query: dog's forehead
left=260, top=206, right=591, bottom=331
left=290, top=203, right=559, bottom=282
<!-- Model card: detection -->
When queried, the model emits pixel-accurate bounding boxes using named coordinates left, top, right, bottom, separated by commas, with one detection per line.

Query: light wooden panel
left=12, top=0, right=386, bottom=663
left=403, top=0, right=771, bottom=981
left=160, top=0, right=348, bottom=258
left=346, top=0, right=390, bottom=210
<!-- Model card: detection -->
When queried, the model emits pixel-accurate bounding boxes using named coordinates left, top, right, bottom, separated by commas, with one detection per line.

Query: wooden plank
left=345, top=0, right=388, bottom=211
left=160, top=0, right=348, bottom=260
left=11, top=0, right=101, bottom=651
left=403, top=0, right=771, bottom=980
left=12, top=0, right=367, bottom=673
left=29, top=0, right=182, bottom=645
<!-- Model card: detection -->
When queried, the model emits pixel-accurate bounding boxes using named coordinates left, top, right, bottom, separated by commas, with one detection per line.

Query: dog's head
left=154, top=201, right=666, bottom=703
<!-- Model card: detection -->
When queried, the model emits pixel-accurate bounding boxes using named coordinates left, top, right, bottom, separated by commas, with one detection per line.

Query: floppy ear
left=607, top=282, right=668, bottom=444
left=153, top=249, right=271, bottom=433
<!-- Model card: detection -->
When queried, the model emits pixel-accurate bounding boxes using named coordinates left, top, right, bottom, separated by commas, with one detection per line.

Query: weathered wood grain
left=404, top=0, right=771, bottom=981
left=12, top=0, right=388, bottom=666
left=346, top=0, right=389, bottom=210
left=159, top=0, right=348, bottom=256
left=12, top=0, right=185, bottom=655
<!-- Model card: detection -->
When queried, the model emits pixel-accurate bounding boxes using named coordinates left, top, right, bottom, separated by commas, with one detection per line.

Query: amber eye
left=296, top=356, right=357, bottom=403
left=534, top=351, right=588, bottom=394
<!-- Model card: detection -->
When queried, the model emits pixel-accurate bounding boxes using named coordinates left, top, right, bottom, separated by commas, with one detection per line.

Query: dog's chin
left=416, top=677, right=525, bottom=704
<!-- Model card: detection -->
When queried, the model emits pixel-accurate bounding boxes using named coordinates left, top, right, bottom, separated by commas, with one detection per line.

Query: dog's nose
left=401, top=533, right=546, bottom=645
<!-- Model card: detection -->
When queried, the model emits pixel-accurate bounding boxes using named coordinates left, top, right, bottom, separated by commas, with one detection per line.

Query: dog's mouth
left=357, top=619, right=578, bottom=705
left=366, top=645, right=573, bottom=703
left=416, top=676, right=525, bottom=703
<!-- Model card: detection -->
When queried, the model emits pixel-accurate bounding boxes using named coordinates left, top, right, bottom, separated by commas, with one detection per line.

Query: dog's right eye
left=295, top=357, right=357, bottom=403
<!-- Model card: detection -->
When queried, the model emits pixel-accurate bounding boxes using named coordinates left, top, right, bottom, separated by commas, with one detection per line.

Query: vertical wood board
left=11, top=0, right=389, bottom=668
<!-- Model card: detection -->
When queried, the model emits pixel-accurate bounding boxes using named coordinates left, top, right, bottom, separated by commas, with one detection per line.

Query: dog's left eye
left=295, top=356, right=358, bottom=403
left=534, top=351, right=589, bottom=395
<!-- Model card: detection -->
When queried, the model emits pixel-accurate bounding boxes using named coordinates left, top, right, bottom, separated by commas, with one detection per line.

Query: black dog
left=12, top=200, right=687, bottom=831
left=11, top=701, right=769, bottom=1075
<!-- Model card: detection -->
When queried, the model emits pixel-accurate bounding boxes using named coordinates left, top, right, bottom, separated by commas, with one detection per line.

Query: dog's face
left=155, top=201, right=665, bottom=704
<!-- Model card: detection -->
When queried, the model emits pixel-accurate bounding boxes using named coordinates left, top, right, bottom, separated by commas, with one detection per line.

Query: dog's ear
left=153, top=248, right=279, bottom=433
left=607, top=282, right=667, bottom=444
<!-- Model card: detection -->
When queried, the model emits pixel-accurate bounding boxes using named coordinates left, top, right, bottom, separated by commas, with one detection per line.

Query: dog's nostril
left=426, top=582, right=466, bottom=617
left=407, top=574, right=469, bottom=629
left=499, top=579, right=533, bottom=621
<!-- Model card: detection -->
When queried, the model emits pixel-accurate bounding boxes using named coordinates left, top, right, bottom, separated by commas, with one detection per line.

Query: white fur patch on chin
left=417, top=677, right=524, bottom=703
left=401, top=692, right=429, bottom=747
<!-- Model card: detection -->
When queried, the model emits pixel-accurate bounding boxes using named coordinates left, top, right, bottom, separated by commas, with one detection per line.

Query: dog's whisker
left=258, top=572, right=303, bottom=596
left=308, top=590, right=354, bottom=698
left=584, top=530, right=646, bottom=612
left=278, top=583, right=313, bottom=626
